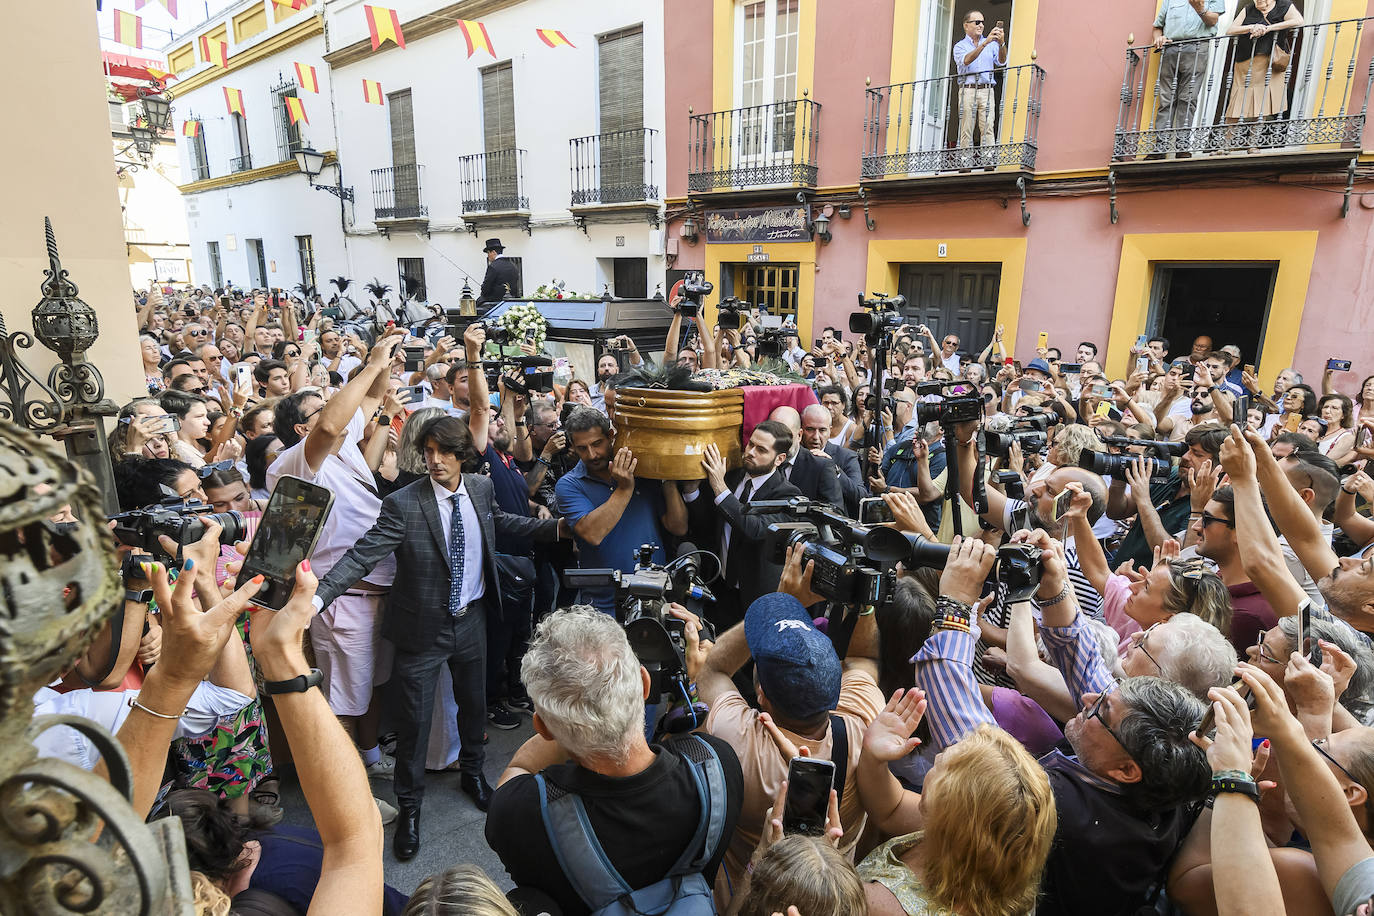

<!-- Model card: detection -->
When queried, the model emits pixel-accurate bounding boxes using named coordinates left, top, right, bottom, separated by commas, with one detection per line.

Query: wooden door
left=896, top=262, right=1000, bottom=349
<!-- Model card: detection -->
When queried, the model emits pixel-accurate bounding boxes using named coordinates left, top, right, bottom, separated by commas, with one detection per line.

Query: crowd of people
left=30, top=278, right=1374, bottom=916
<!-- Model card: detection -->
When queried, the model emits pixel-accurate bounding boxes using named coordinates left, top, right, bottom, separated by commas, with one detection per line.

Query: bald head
left=769, top=405, right=802, bottom=434
left=800, top=404, right=832, bottom=452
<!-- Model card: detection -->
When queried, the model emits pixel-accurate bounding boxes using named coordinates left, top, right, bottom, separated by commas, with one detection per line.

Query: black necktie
left=739, top=479, right=754, bottom=505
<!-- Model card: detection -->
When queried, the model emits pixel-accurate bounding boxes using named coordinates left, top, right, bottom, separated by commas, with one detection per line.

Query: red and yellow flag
left=535, top=29, right=574, bottom=49
left=135, top=0, right=178, bottom=16
left=364, top=5, right=405, bottom=51
left=457, top=20, right=495, bottom=58
left=146, top=65, right=175, bottom=82
left=224, top=86, right=245, bottom=117
left=272, top=0, right=310, bottom=10
left=294, top=62, right=319, bottom=93
left=113, top=11, right=143, bottom=48
left=182, top=120, right=200, bottom=138
left=362, top=79, right=384, bottom=105
left=200, top=34, right=228, bottom=67
left=285, top=96, right=308, bottom=125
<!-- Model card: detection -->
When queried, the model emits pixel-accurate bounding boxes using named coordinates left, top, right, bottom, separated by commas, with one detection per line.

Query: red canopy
left=102, top=51, right=175, bottom=83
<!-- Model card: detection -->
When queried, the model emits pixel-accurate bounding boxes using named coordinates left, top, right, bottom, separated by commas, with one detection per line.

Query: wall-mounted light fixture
left=680, top=214, right=698, bottom=245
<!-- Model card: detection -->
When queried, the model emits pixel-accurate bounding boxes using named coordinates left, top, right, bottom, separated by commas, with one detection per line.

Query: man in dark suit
left=686, top=421, right=802, bottom=630
left=478, top=238, right=521, bottom=305
left=768, top=406, right=843, bottom=510
left=315, top=416, right=566, bottom=861
left=801, top=404, right=867, bottom=517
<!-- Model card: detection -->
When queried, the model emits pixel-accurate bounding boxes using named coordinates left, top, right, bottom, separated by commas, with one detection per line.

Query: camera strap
left=829, top=715, right=849, bottom=806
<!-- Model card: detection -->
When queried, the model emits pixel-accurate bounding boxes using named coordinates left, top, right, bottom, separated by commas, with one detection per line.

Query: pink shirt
left=1101, top=573, right=1136, bottom=657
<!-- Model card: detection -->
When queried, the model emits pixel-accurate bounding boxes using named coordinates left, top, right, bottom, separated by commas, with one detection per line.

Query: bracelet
left=1210, top=775, right=1260, bottom=802
left=128, top=696, right=184, bottom=720
left=934, top=616, right=971, bottom=634
left=936, top=596, right=973, bottom=619
left=1038, top=584, right=1071, bottom=607
left=1212, top=769, right=1251, bottom=782
left=858, top=606, right=876, bottom=617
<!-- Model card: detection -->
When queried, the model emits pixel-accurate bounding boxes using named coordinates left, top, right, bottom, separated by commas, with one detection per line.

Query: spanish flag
left=224, top=86, right=245, bottom=117
left=535, top=29, right=574, bottom=49
left=272, top=0, right=310, bottom=10
left=135, top=0, right=178, bottom=16
left=457, top=20, right=495, bottom=58
left=146, top=66, right=175, bottom=82
left=285, top=96, right=308, bottom=125
left=113, top=11, right=143, bottom=48
left=182, top=120, right=200, bottom=138
left=294, top=62, right=319, bottom=93
left=200, top=34, right=228, bottom=67
left=362, top=79, right=384, bottom=105
left=364, top=5, right=405, bottom=51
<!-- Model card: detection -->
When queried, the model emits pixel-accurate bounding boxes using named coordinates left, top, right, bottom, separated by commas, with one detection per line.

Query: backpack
left=534, top=734, right=728, bottom=916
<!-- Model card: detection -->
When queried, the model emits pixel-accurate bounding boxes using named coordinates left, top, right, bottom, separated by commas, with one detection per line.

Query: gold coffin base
left=612, top=387, right=744, bottom=481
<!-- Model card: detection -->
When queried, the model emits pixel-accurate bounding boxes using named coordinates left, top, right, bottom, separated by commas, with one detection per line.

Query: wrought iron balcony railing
left=459, top=148, right=529, bottom=213
left=570, top=128, right=659, bottom=206
left=688, top=97, right=820, bottom=192
left=371, top=164, right=427, bottom=220
left=1114, top=17, right=1374, bottom=161
left=229, top=153, right=253, bottom=173
left=863, top=64, right=1045, bottom=178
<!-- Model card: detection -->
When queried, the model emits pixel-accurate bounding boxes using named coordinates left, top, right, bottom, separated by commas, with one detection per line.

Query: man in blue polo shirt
left=952, top=10, right=1006, bottom=168
left=555, top=407, right=690, bottom=614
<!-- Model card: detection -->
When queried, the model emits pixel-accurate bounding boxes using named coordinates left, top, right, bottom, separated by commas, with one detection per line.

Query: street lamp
left=128, top=123, right=155, bottom=161
left=459, top=281, right=477, bottom=317
left=140, top=93, right=172, bottom=132
left=294, top=146, right=355, bottom=202
left=811, top=211, right=832, bottom=243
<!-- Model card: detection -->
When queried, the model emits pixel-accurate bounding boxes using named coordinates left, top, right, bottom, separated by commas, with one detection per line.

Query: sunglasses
left=1198, top=511, right=1234, bottom=529
left=968, top=18, right=984, bottom=24
left=188, top=329, right=209, bottom=337
left=197, top=459, right=236, bottom=478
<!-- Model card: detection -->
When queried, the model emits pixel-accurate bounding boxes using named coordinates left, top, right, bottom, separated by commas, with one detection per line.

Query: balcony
left=688, top=97, right=820, bottom=194
left=459, top=148, right=530, bottom=215
left=1114, top=18, right=1373, bottom=169
left=862, top=64, right=1045, bottom=184
left=229, top=153, right=253, bottom=173
left=371, top=165, right=428, bottom=230
left=568, top=129, right=661, bottom=228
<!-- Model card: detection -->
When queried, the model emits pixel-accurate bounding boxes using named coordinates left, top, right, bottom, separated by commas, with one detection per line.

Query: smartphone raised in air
left=1328, top=358, right=1353, bottom=372
left=238, top=476, right=335, bottom=610
left=783, top=757, right=835, bottom=836
left=1037, top=331, right=1049, bottom=350
left=859, top=497, right=895, bottom=526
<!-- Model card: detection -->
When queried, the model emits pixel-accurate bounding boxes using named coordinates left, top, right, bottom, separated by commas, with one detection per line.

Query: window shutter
left=481, top=63, right=515, bottom=152
left=598, top=26, right=643, bottom=134
left=388, top=89, right=415, bottom=166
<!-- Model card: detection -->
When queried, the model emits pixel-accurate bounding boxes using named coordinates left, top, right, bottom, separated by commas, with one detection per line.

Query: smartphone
left=1091, top=383, right=1112, bottom=398
left=233, top=362, right=254, bottom=391
left=1235, top=393, right=1252, bottom=424
left=1095, top=401, right=1114, bottom=418
left=995, top=19, right=1004, bottom=31
left=1244, top=363, right=1256, bottom=377
left=1037, top=331, right=1049, bottom=350
left=146, top=414, right=178, bottom=435
left=1300, top=599, right=1313, bottom=661
left=1019, top=377, right=1044, bottom=393
left=1283, top=411, right=1303, bottom=432
left=812, top=356, right=830, bottom=368
left=403, top=345, right=426, bottom=372
left=1197, top=678, right=1254, bottom=735
left=303, top=328, right=317, bottom=345
left=1328, top=358, right=1353, bottom=372
left=219, top=295, right=231, bottom=310
left=397, top=384, right=425, bottom=405
left=782, top=757, right=835, bottom=837
left=525, top=327, right=537, bottom=345
left=237, top=476, right=335, bottom=610
left=1051, top=488, right=1073, bottom=522
left=1136, top=357, right=1150, bottom=375
left=1060, top=363, right=1082, bottom=374
left=859, top=496, right=895, bottom=526
left=1134, top=334, right=1149, bottom=352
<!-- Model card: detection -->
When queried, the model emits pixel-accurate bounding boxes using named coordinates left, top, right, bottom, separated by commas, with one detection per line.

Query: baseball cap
left=745, top=593, right=842, bottom=720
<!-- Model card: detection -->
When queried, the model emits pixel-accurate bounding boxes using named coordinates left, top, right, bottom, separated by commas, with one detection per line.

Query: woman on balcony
left=1224, top=0, right=1304, bottom=133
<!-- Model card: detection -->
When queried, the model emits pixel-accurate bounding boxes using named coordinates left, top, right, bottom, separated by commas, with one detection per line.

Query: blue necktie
left=448, top=492, right=466, bottom=616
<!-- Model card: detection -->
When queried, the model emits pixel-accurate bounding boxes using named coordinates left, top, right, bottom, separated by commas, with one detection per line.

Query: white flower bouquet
left=500, top=302, right=548, bottom=352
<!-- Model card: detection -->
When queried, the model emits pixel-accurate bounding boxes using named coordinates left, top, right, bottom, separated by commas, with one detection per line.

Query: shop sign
left=746, top=244, right=770, bottom=263
left=705, top=206, right=809, bottom=243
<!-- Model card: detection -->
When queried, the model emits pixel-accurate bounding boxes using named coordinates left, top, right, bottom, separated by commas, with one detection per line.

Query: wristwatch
left=125, top=588, right=154, bottom=604
left=264, top=667, right=324, bottom=695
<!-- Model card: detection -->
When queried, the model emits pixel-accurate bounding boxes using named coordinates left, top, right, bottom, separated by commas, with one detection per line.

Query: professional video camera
left=563, top=543, right=719, bottom=709
left=676, top=272, right=713, bottom=318
left=716, top=296, right=750, bottom=331
left=1096, top=435, right=1186, bottom=459
left=482, top=355, right=554, bottom=395
left=752, top=497, right=1045, bottom=607
left=111, top=492, right=245, bottom=561
left=913, top=380, right=984, bottom=426
left=994, top=469, right=1026, bottom=500
left=983, top=425, right=1048, bottom=459
left=1078, top=450, right=1174, bottom=482
left=848, top=293, right=908, bottom=344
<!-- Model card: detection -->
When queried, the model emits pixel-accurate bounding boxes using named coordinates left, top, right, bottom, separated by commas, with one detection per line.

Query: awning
left=102, top=51, right=175, bottom=83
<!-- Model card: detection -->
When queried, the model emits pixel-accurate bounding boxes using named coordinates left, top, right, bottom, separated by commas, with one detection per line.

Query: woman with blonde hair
left=859, top=722, right=1057, bottom=916
left=402, top=865, right=518, bottom=916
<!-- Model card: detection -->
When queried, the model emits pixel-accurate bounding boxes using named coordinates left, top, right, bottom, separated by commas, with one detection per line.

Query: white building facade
left=168, top=0, right=666, bottom=305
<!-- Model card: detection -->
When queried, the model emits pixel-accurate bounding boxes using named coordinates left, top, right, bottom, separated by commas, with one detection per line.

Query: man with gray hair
left=487, top=606, right=743, bottom=915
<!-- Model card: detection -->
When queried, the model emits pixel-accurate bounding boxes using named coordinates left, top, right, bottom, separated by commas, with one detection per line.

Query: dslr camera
left=1078, top=450, right=1174, bottom=483
left=1096, top=434, right=1186, bottom=460
left=111, top=492, right=245, bottom=562
left=479, top=320, right=512, bottom=346
left=849, top=293, right=908, bottom=344
left=677, top=272, right=713, bottom=319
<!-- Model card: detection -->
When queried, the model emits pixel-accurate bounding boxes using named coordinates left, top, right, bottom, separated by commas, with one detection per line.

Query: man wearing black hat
left=479, top=238, right=522, bottom=306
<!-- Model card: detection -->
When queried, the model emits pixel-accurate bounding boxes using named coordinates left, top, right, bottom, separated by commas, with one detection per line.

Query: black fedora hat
left=483, top=238, right=505, bottom=253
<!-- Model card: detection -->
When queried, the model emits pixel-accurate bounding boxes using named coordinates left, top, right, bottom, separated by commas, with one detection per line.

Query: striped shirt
left=1004, top=499, right=1105, bottom=621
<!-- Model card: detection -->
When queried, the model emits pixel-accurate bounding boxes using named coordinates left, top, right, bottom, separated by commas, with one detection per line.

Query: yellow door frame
left=1104, top=230, right=1318, bottom=390
left=704, top=241, right=816, bottom=342
left=864, top=237, right=1028, bottom=354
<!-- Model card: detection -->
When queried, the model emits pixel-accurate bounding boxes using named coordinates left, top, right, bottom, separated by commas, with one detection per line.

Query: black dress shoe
left=393, top=806, right=420, bottom=861
left=460, top=772, right=493, bottom=812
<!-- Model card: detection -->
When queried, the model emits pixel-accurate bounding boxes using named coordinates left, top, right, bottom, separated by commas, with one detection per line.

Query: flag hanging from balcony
left=364, top=5, right=405, bottom=51
left=362, top=79, right=384, bottom=105
left=272, top=0, right=311, bottom=10
left=135, top=0, right=177, bottom=16
left=294, top=62, right=319, bottom=93
left=285, top=96, right=308, bottom=125
left=457, top=20, right=494, bottom=58
left=182, top=120, right=200, bottom=138
left=535, top=29, right=574, bottom=49
left=113, top=11, right=143, bottom=48
left=224, top=87, right=245, bottom=117
left=200, top=34, right=228, bottom=67
left=146, top=65, right=174, bottom=82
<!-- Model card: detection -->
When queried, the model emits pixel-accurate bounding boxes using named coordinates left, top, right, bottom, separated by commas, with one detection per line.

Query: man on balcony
left=1152, top=0, right=1226, bottom=158
left=953, top=12, right=1006, bottom=170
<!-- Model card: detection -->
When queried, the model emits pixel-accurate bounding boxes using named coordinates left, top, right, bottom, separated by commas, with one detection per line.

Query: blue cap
left=745, top=593, right=842, bottom=720
left=1026, top=358, right=1052, bottom=376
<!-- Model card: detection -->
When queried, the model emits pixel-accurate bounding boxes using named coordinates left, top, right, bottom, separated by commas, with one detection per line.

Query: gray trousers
left=1156, top=44, right=1209, bottom=142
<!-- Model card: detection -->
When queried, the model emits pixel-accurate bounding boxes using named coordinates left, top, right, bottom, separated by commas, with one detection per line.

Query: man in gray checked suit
left=316, top=415, right=567, bottom=861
